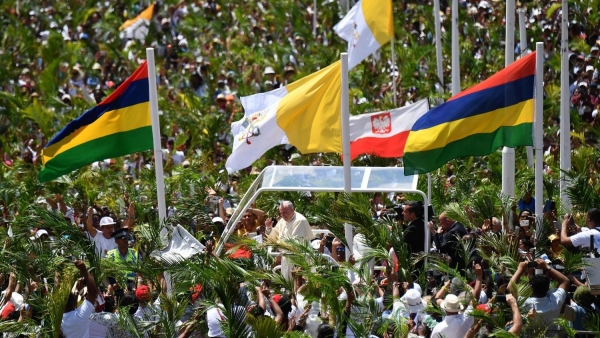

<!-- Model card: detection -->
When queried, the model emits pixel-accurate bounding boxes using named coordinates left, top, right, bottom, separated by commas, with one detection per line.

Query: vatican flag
left=333, top=0, right=394, bottom=70
left=226, top=61, right=342, bottom=172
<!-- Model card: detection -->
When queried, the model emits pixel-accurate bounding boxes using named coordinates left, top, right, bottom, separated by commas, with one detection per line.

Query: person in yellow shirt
left=236, top=209, right=260, bottom=236
left=105, top=228, right=140, bottom=288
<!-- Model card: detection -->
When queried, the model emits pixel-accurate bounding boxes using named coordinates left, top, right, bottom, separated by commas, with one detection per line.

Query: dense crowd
left=2, top=0, right=600, bottom=337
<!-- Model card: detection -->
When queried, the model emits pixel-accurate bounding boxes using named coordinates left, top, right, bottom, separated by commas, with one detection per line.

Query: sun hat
left=440, top=294, right=464, bottom=313
left=30, top=229, right=49, bottom=240
left=404, top=289, right=426, bottom=313
left=212, top=217, right=224, bottom=224
left=225, top=208, right=234, bottom=216
left=264, top=66, right=275, bottom=75
left=548, top=234, right=559, bottom=242
left=99, top=217, right=116, bottom=227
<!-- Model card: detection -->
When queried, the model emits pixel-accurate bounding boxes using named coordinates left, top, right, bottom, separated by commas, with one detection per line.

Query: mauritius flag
left=403, top=52, right=536, bottom=175
left=39, top=62, right=153, bottom=182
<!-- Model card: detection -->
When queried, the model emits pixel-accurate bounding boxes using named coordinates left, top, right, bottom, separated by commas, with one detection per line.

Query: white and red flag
left=349, top=99, right=429, bottom=160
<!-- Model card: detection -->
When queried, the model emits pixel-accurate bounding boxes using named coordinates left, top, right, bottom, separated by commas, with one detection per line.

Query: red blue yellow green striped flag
left=403, top=52, right=536, bottom=175
left=39, top=62, right=153, bottom=182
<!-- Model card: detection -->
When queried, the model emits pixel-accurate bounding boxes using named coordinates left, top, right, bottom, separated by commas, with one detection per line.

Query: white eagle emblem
left=371, top=112, right=392, bottom=134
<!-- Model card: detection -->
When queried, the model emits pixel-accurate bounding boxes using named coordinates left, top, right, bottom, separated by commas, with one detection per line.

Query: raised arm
left=84, top=206, right=98, bottom=238
left=218, top=198, right=227, bottom=219
left=435, top=280, right=451, bottom=306
left=125, top=202, right=136, bottom=228
left=0, top=273, right=16, bottom=308
left=508, top=261, right=528, bottom=293
left=472, top=263, right=483, bottom=303
left=506, top=294, right=523, bottom=335
left=536, top=258, right=570, bottom=292
left=269, top=294, right=284, bottom=323
left=55, top=194, right=68, bottom=215
left=74, top=260, right=98, bottom=303
left=560, top=214, right=574, bottom=246
left=255, top=285, right=267, bottom=312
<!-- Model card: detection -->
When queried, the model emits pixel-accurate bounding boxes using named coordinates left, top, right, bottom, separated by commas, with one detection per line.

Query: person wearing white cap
left=430, top=263, right=483, bottom=338
left=391, top=286, right=428, bottom=328
left=263, top=66, right=280, bottom=89
left=84, top=206, right=117, bottom=257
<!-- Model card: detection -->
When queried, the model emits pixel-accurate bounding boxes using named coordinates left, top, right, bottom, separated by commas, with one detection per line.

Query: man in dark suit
left=402, top=201, right=426, bottom=279
left=402, top=201, right=425, bottom=254
left=433, top=212, right=468, bottom=270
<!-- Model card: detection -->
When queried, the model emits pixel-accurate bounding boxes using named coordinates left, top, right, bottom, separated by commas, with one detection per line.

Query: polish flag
left=349, top=99, right=429, bottom=160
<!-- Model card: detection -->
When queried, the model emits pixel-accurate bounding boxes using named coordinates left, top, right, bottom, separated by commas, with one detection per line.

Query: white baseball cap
left=99, top=217, right=116, bottom=227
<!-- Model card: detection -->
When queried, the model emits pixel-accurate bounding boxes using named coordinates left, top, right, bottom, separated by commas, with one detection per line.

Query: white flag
left=333, top=0, right=394, bottom=70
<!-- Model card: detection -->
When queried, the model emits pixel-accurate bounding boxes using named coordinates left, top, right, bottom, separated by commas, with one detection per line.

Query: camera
left=520, top=219, right=529, bottom=227
left=528, top=261, right=538, bottom=268
left=568, top=214, right=576, bottom=226
left=496, top=294, right=507, bottom=303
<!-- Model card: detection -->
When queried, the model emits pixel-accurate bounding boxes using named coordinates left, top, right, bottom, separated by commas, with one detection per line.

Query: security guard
left=105, top=228, right=140, bottom=287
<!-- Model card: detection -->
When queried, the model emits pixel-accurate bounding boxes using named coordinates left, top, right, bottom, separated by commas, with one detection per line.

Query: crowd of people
left=2, top=0, right=600, bottom=337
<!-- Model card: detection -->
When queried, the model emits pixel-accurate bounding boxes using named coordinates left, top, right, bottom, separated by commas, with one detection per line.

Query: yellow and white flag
left=333, top=0, right=394, bottom=70
left=226, top=61, right=342, bottom=172
left=119, top=4, right=155, bottom=40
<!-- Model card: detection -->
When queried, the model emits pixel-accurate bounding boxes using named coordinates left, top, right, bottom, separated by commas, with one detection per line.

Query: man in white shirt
left=61, top=260, right=98, bottom=338
left=266, top=201, right=313, bottom=242
left=561, top=208, right=600, bottom=253
left=508, top=259, right=570, bottom=327
left=431, top=263, right=483, bottom=338
left=206, top=305, right=227, bottom=338
left=84, top=206, right=117, bottom=257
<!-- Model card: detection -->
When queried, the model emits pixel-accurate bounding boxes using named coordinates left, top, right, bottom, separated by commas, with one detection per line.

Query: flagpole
left=391, top=38, right=397, bottom=106
left=313, top=0, right=317, bottom=38
left=146, top=48, right=168, bottom=233
left=559, top=0, right=571, bottom=211
left=518, top=7, right=534, bottom=168
left=341, top=52, right=353, bottom=281
left=433, top=0, right=444, bottom=93
left=502, top=0, right=516, bottom=201
left=534, top=42, right=544, bottom=221
left=341, top=52, right=351, bottom=193
left=451, top=0, right=460, bottom=96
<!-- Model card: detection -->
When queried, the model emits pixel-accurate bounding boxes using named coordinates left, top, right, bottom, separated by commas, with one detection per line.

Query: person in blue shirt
left=518, top=190, right=536, bottom=214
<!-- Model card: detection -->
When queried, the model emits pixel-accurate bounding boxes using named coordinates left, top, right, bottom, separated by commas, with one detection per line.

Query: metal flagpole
left=534, top=42, right=544, bottom=222
left=451, top=0, right=460, bottom=96
left=518, top=7, right=534, bottom=168
left=147, top=47, right=172, bottom=296
left=434, top=0, right=444, bottom=94
left=391, top=38, right=397, bottom=106
left=146, top=48, right=168, bottom=236
left=341, top=52, right=351, bottom=193
left=559, top=0, right=571, bottom=210
left=502, top=0, right=516, bottom=200
left=313, top=0, right=317, bottom=38
left=341, top=51, right=354, bottom=282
